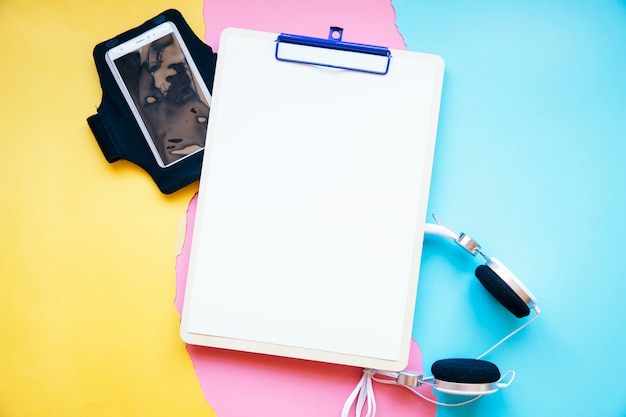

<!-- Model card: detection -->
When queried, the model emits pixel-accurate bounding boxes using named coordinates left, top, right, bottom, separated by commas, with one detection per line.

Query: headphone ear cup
left=475, top=264, right=531, bottom=318
left=431, top=358, right=501, bottom=384
left=431, top=358, right=501, bottom=395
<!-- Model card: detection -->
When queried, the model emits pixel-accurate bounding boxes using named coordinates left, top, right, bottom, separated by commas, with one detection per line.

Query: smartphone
left=105, top=22, right=211, bottom=168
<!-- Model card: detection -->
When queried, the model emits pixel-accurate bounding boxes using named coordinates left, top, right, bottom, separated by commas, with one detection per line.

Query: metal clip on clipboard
left=275, top=27, right=392, bottom=75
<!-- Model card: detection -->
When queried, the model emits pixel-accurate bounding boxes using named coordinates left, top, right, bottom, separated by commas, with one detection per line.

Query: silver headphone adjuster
left=432, top=215, right=484, bottom=257
left=396, top=371, right=423, bottom=387
left=456, top=233, right=481, bottom=256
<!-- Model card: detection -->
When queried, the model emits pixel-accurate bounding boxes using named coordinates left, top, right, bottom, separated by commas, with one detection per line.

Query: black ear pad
left=431, top=358, right=500, bottom=384
left=475, top=264, right=530, bottom=318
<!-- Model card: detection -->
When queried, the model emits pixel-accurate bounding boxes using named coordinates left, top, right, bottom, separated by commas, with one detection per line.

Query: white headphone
left=342, top=216, right=540, bottom=416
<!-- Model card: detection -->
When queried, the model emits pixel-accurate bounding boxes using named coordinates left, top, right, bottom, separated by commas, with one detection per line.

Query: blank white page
left=181, top=28, right=444, bottom=371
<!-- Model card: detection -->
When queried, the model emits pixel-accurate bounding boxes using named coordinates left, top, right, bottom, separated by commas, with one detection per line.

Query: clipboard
left=180, top=27, right=444, bottom=371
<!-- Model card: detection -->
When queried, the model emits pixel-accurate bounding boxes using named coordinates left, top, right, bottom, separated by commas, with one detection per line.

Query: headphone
left=342, top=216, right=540, bottom=415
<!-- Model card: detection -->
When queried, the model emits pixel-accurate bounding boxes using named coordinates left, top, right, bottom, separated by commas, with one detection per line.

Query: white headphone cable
left=341, top=369, right=376, bottom=417
left=476, top=305, right=541, bottom=360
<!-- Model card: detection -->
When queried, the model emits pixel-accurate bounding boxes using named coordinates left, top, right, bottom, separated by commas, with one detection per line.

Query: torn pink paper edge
left=201, top=0, right=406, bottom=52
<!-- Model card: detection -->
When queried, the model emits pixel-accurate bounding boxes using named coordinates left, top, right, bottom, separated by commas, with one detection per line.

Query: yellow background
left=0, top=1, right=215, bottom=416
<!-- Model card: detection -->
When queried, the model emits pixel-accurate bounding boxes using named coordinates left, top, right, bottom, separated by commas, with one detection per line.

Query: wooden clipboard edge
left=396, top=46, right=446, bottom=370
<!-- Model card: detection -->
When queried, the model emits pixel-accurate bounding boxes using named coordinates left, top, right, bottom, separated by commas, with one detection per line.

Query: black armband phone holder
left=87, top=9, right=217, bottom=194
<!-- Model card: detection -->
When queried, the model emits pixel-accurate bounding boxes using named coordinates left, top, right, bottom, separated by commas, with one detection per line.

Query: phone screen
left=106, top=23, right=211, bottom=167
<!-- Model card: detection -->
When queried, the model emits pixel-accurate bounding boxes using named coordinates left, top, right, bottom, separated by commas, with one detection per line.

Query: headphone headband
left=342, top=216, right=540, bottom=416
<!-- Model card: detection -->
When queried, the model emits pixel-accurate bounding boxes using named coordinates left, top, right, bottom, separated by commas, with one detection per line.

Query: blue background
left=395, top=1, right=626, bottom=416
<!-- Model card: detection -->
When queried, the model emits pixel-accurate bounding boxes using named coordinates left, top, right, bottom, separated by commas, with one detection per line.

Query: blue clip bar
left=275, top=27, right=391, bottom=75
